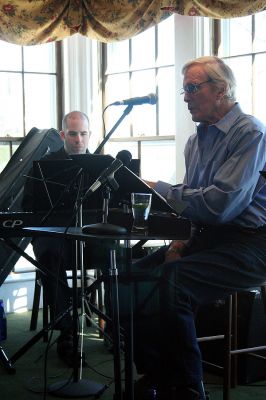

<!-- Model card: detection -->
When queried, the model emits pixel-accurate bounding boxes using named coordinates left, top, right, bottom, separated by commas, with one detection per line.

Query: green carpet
left=0, top=311, right=266, bottom=399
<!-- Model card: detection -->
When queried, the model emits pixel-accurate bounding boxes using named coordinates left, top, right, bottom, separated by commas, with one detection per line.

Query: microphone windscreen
left=116, top=150, right=132, bottom=167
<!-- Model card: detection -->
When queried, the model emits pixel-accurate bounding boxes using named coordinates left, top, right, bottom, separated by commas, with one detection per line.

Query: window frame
left=212, top=14, right=266, bottom=122
left=101, top=18, right=176, bottom=162
left=0, top=41, right=63, bottom=161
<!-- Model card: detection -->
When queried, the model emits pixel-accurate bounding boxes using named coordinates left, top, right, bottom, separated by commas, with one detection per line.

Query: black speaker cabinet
left=195, top=290, right=266, bottom=384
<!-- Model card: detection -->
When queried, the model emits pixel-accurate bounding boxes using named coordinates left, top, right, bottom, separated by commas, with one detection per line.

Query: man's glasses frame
left=180, top=80, right=211, bottom=95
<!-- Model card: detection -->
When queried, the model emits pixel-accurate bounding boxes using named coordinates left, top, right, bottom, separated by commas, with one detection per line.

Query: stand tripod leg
left=109, top=249, right=123, bottom=400
left=9, top=307, right=72, bottom=366
left=48, top=238, right=106, bottom=398
left=123, top=246, right=134, bottom=400
left=0, top=346, right=15, bottom=374
left=0, top=305, right=73, bottom=375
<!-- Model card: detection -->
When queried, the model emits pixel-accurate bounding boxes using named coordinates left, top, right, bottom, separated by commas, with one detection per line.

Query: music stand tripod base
left=48, top=378, right=106, bottom=398
left=0, top=346, right=16, bottom=374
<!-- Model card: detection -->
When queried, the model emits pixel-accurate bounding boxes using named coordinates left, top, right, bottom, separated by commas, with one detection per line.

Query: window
left=215, top=11, right=266, bottom=124
left=0, top=40, right=62, bottom=172
left=102, top=15, right=176, bottom=182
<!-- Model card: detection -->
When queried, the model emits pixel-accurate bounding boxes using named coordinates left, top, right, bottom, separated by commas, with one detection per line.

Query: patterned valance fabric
left=0, top=0, right=265, bottom=45
left=163, top=0, right=266, bottom=19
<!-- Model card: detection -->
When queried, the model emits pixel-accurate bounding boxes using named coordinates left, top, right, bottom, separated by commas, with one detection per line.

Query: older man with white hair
left=131, top=56, right=266, bottom=400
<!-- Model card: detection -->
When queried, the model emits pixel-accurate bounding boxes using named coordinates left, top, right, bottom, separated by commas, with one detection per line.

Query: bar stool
left=197, top=285, right=266, bottom=400
left=224, top=285, right=266, bottom=400
left=30, top=270, right=49, bottom=340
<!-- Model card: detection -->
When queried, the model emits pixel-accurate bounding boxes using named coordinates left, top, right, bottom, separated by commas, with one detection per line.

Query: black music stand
left=70, top=154, right=127, bottom=234
left=31, top=160, right=106, bottom=397
left=70, top=153, right=181, bottom=214
left=30, top=156, right=128, bottom=398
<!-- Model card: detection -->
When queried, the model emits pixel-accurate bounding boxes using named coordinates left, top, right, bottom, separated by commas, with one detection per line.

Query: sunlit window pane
left=131, top=69, right=156, bottom=97
left=24, top=74, right=57, bottom=132
left=253, top=54, right=266, bottom=124
left=104, top=15, right=176, bottom=170
left=219, top=9, right=266, bottom=126
left=226, top=56, right=252, bottom=114
left=158, top=66, right=175, bottom=135
left=104, top=141, right=138, bottom=159
left=12, top=141, right=20, bottom=154
left=220, top=16, right=252, bottom=57
left=105, top=73, right=130, bottom=138
left=0, top=72, right=23, bottom=136
left=0, top=143, right=10, bottom=172
left=0, top=41, right=22, bottom=71
left=141, top=141, right=176, bottom=182
left=106, top=40, right=129, bottom=73
left=23, top=42, right=56, bottom=73
left=254, top=12, right=266, bottom=53
left=131, top=26, right=155, bottom=69
left=157, top=16, right=174, bottom=66
left=105, top=73, right=130, bottom=105
left=131, top=70, right=156, bottom=136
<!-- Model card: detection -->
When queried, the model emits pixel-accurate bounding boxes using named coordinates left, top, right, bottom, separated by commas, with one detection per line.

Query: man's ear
left=59, top=130, right=65, bottom=141
left=216, top=84, right=227, bottom=100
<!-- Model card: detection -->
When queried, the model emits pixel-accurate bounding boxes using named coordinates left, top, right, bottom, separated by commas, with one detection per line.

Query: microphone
left=116, top=149, right=132, bottom=167
left=111, top=93, right=157, bottom=106
left=86, top=158, right=123, bottom=195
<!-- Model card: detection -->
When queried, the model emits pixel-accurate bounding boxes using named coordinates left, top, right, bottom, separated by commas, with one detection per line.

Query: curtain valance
left=0, top=1, right=265, bottom=45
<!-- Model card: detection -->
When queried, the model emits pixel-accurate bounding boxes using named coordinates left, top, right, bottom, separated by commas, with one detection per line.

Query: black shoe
left=134, top=376, right=159, bottom=400
left=175, top=386, right=200, bottom=400
left=134, top=376, right=203, bottom=400
left=57, top=331, right=87, bottom=368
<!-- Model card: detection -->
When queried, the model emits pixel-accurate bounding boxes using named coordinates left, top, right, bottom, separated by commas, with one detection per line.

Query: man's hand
left=164, top=240, right=187, bottom=263
left=143, top=179, right=157, bottom=189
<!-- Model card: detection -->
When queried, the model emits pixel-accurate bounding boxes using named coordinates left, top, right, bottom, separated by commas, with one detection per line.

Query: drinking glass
left=131, top=192, right=152, bottom=232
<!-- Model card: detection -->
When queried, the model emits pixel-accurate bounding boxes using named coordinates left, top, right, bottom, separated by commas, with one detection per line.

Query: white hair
left=182, top=56, right=237, bottom=101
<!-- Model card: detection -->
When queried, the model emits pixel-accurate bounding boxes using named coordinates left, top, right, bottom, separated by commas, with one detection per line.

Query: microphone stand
left=83, top=104, right=134, bottom=234
left=82, top=178, right=127, bottom=235
left=47, top=174, right=106, bottom=398
left=51, top=105, right=133, bottom=399
left=94, top=105, right=133, bottom=154
left=77, top=178, right=125, bottom=400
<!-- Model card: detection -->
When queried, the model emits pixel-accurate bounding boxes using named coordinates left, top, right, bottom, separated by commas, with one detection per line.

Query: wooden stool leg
left=223, top=292, right=239, bottom=400
left=223, top=294, right=232, bottom=400
left=231, top=293, right=238, bottom=388
left=30, top=271, right=49, bottom=342
left=30, top=272, right=41, bottom=331
left=42, top=288, right=49, bottom=342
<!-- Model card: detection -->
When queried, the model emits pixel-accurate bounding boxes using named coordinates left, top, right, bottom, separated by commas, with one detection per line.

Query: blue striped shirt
left=155, top=103, right=266, bottom=228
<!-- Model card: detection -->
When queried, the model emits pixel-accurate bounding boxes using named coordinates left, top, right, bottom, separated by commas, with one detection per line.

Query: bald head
left=60, top=111, right=91, bottom=155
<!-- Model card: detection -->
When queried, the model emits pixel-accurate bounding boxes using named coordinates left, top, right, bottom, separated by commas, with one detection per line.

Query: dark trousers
left=32, top=236, right=73, bottom=331
left=130, top=225, right=266, bottom=386
left=32, top=236, right=119, bottom=331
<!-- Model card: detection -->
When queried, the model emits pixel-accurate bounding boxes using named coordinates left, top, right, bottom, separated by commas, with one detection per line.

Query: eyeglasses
left=180, top=80, right=211, bottom=95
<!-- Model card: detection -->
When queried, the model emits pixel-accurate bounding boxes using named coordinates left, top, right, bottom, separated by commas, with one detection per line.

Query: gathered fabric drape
left=0, top=0, right=265, bottom=45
